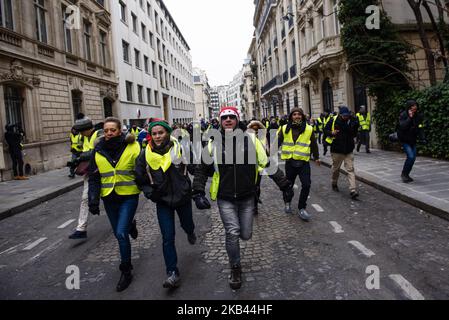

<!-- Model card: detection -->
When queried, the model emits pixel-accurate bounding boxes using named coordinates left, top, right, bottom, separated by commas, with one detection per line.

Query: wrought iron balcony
left=290, top=64, right=297, bottom=78
left=283, top=71, right=289, bottom=83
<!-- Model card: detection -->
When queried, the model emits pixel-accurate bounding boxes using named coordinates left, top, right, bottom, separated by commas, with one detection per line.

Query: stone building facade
left=0, top=0, right=117, bottom=181
left=251, top=0, right=447, bottom=147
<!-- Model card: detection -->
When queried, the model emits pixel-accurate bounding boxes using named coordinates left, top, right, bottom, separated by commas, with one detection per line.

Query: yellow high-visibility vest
left=83, top=130, right=99, bottom=152
left=70, top=133, right=83, bottom=152
left=145, top=139, right=181, bottom=173
left=280, top=124, right=313, bottom=162
left=131, top=128, right=140, bottom=137
left=325, top=116, right=338, bottom=145
left=95, top=141, right=141, bottom=197
left=207, top=134, right=267, bottom=201
left=356, top=112, right=371, bottom=131
left=316, top=118, right=323, bottom=131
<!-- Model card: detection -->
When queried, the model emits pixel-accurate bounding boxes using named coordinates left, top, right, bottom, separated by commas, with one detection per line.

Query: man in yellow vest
left=69, top=118, right=101, bottom=239
left=322, top=111, right=332, bottom=155
left=68, top=127, right=83, bottom=178
left=130, top=124, right=140, bottom=137
left=193, top=106, right=291, bottom=290
left=278, top=108, right=320, bottom=221
left=356, top=105, right=371, bottom=153
left=316, top=113, right=325, bottom=144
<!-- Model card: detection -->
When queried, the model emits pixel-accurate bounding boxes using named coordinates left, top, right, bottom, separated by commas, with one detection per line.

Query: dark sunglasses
left=221, top=115, right=237, bottom=120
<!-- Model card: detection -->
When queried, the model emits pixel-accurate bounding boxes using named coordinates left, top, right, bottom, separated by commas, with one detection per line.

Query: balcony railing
left=290, top=64, right=297, bottom=78
left=283, top=71, right=289, bottom=83
left=261, top=75, right=282, bottom=95
left=37, top=43, right=55, bottom=58
left=0, top=27, right=22, bottom=47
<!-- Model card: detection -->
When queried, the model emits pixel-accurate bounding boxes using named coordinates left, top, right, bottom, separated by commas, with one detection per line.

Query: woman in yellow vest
left=88, top=117, right=141, bottom=292
left=135, top=120, right=196, bottom=289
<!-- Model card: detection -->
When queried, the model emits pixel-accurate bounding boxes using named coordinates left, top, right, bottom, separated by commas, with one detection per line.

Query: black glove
left=143, top=189, right=153, bottom=200
left=192, top=193, right=211, bottom=210
left=89, top=205, right=100, bottom=215
left=283, top=187, right=294, bottom=203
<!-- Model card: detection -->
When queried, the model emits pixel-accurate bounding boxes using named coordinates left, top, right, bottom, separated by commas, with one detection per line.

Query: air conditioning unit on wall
left=0, top=142, right=5, bottom=170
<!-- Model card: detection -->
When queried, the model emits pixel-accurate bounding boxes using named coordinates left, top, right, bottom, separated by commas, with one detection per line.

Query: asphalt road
left=1, top=163, right=449, bottom=300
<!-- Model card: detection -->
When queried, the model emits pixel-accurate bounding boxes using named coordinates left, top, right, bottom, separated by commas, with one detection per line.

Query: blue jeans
left=156, top=201, right=195, bottom=275
left=103, top=195, right=139, bottom=264
left=402, top=143, right=417, bottom=176
left=217, top=196, right=255, bottom=267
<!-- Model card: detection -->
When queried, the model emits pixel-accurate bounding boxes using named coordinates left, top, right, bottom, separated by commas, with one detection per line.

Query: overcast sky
left=163, top=0, right=255, bottom=87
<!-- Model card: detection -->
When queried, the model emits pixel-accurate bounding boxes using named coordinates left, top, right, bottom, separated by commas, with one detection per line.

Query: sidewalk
left=0, top=168, right=83, bottom=221
left=318, top=143, right=449, bottom=220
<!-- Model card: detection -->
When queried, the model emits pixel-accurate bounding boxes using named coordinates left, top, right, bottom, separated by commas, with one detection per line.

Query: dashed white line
left=57, top=219, right=76, bottom=229
left=329, top=221, right=344, bottom=233
left=23, top=237, right=47, bottom=251
left=0, top=243, right=22, bottom=256
left=312, top=204, right=324, bottom=212
left=21, top=239, right=63, bottom=267
left=389, top=274, right=425, bottom=300
left=348, top=240, right=375, bottom=257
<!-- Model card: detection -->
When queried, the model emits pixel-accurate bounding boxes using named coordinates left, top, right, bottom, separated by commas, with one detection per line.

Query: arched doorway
left=304, top=85, right=312, bottom=117
left=103, top=97, right=113, bottom=118
left=322, top=78, right=334, bottom=114
left=353, top=74, right=368, bottom=113
left=293, top=89, right=299, bottom=108
left=71, top=90, right=83, bottom=120
left=4, top=84, right=25, bottom=127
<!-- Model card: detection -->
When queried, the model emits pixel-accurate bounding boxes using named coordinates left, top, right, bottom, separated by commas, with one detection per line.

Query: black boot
left=116, top=262, right=133, bottom=292
left=229, top=264, right=242, bottom=290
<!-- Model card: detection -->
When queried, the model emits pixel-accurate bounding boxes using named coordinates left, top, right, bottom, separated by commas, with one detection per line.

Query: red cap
left=219, top=106, right=240, bottom=121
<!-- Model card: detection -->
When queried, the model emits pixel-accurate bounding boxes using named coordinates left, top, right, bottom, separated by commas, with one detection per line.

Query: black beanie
left=74, top=118, right=93, bottom=131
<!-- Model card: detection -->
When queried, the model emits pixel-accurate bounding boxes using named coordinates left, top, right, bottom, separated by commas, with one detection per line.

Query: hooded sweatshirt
left=277, top=108, right=319, bottom=161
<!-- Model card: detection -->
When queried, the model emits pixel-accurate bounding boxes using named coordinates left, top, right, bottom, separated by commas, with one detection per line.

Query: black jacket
left=88, top=133, right=137, bottom=208
left=193, top=130, right=291, bottom=201
left=324, top=116, right=359, bottom=155
left=398, top=110, right=424, bottom=146
left=135, top=141, right=195, bottom=208
left=4, top=130, right=22, bottom=155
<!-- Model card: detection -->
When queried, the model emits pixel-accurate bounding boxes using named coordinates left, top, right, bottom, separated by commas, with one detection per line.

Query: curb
left=320, top=159, right=449, bottom=221
left=0, top=180, right=84, bottom=221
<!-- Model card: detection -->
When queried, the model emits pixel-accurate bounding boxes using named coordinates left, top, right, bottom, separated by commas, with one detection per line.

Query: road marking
left=312, top=204, right=324, bottom=212
left=0, top=243, right=22, bottom=256
left=23, top=237, right=47, bottom=251
left=348, top=240, right=375, bottom=257
left=57, top=219, right=76, bottom=229
left=21, top=239, right=63, bottom=267
left=389, top=274, right=425, bottom=300
left=329, top=221, right=344, bottom=233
